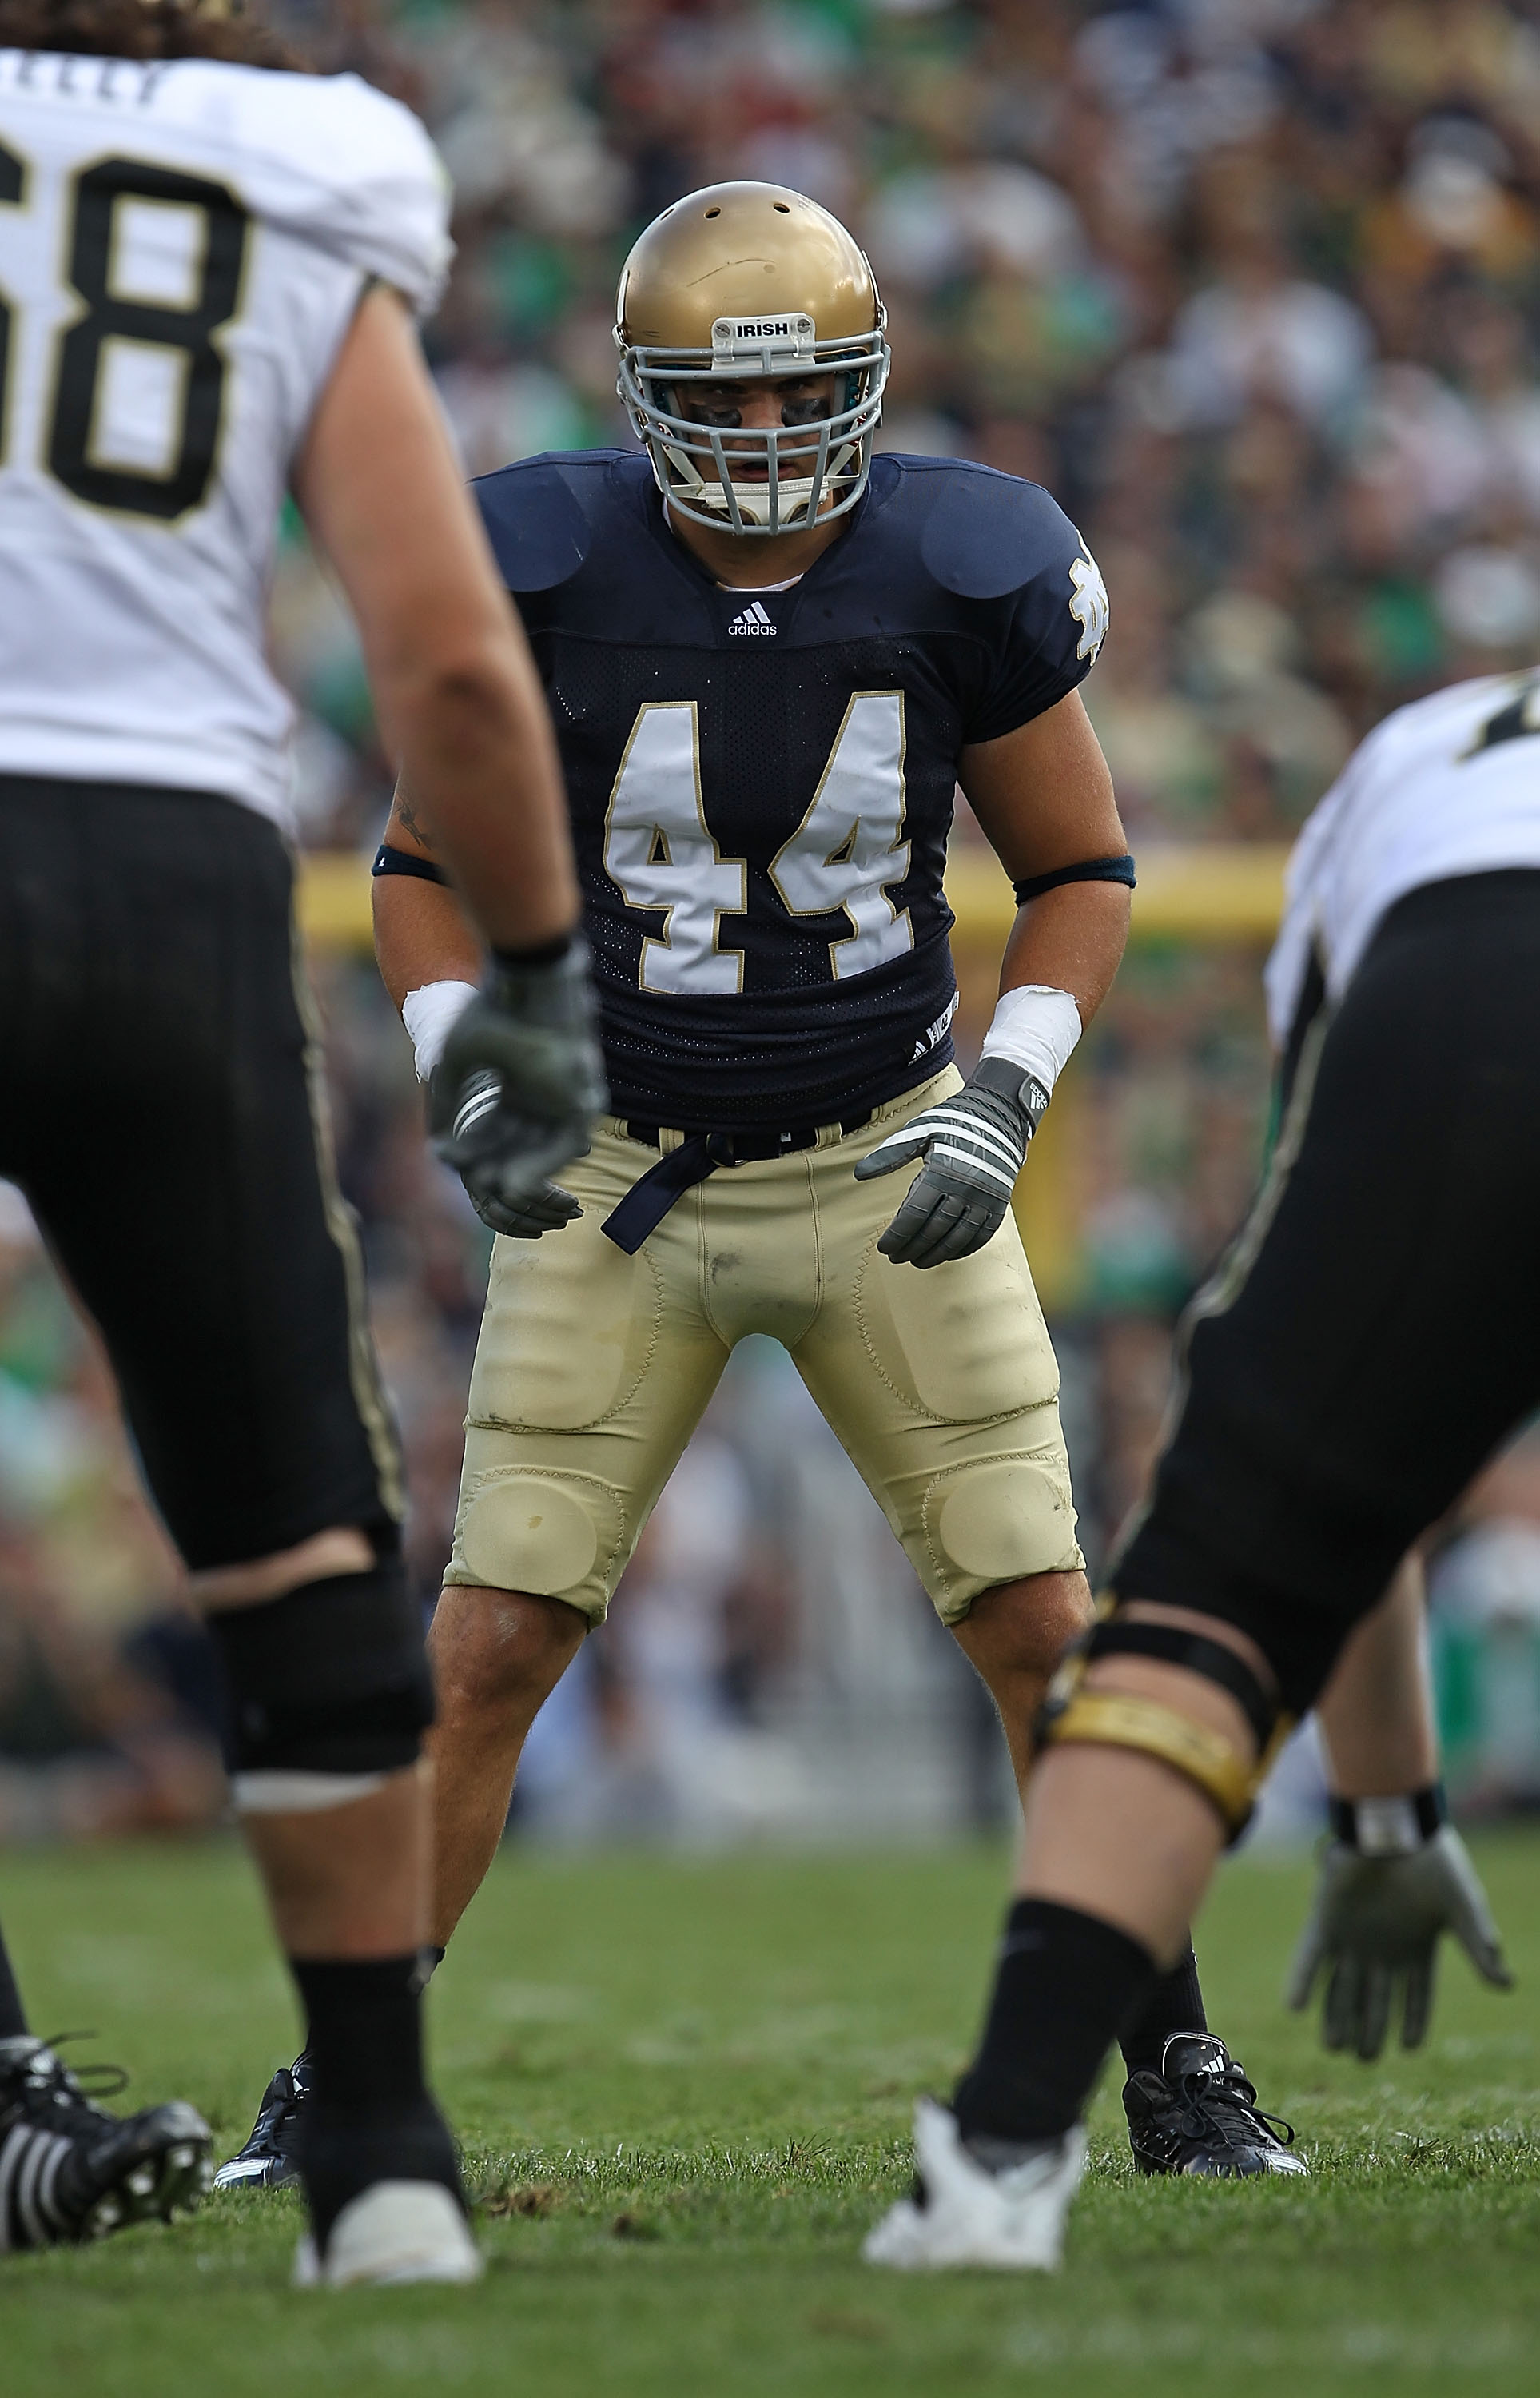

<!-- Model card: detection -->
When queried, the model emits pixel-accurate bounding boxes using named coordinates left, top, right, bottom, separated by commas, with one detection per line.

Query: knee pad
left=450, top=1464, right=619, bottom=1614
left=207, top=1554, right=433, bottom=1806
left=919, top=1452, right=1080, bottom=1612
left=1036, top=1605, right=1292, bottom=1845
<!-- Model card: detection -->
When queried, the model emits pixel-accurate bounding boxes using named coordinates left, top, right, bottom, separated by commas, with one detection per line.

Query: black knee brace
left=1036, top=1605, right=1292, bottom=1844
left=208, top=1551, right=433, bottom=1779
left=1108, top=1512, right=1361, bottom=1716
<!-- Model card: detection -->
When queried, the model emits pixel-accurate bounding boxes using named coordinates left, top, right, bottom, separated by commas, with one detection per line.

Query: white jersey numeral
left=603, top=702, right=747, bottom=994
left=770, top=691, right=912, bottom=978
left=601, top=692, right=915, bottom=995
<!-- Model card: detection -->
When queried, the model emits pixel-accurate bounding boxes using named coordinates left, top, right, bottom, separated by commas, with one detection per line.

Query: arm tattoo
left=395, top=791, right=436, bottom=850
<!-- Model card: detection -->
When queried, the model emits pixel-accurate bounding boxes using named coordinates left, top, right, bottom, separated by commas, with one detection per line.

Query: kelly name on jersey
left=475, top=450, right=1108, bottom=1133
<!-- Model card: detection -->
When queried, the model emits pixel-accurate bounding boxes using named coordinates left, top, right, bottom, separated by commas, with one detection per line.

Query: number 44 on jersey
left=603, top=691, right=914, bottom=994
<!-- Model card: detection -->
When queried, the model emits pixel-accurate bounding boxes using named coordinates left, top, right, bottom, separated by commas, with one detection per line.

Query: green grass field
left=2, top=1830, right=1539, bottom=2396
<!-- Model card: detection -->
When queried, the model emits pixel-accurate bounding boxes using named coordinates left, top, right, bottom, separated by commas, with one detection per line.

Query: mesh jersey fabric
left=475, top=450, right=1101, bottom=1129
left=1116, top=870, right=1540, bottom=1714
left=0, top=50, right=450, bottom=824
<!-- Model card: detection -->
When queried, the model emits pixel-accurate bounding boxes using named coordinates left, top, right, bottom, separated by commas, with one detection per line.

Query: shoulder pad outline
left=916, top=460, right=1075, bottom=603
left=472, top=454, right=614, bottom=594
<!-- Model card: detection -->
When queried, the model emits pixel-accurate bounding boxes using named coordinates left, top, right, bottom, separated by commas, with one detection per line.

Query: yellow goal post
left=301, top=842, right=1289, bottom=1309
left=296, top=842, right=1291, bottom=950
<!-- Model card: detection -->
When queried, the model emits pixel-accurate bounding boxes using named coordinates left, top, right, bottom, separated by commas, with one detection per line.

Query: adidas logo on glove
left=727, top=600, right=777, bottom=636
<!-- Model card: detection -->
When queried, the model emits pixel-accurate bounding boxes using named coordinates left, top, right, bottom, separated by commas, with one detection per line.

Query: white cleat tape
left=863, top=2098, right=1086, bottom=2273
left=293, top=2181, right=483, bottom=2289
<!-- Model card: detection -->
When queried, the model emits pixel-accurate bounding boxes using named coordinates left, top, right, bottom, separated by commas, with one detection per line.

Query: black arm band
left=372, top=842, right=449, bottom=888
left=1013, top=854, right=1136, bottom=906
left=1084, top=1617, right=1277, bottom=1750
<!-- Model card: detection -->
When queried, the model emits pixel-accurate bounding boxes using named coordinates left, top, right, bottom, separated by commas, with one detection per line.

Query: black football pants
left=1112, top=868, right=1540, bottom=1715
left=0, top=774, right=402, bottom=1571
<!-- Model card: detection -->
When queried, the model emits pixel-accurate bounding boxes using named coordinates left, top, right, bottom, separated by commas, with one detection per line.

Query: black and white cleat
left=0, top=2034, right=211, bottom=2249
left=212, top=2053, right=312, bottom=2192
left=1124, top=2032, right=1307, bottom=2178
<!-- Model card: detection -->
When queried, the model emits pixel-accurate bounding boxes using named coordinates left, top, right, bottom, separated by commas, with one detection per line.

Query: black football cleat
left=0, top=2034, right=211, bottom=2249
left=212, top=2053, right=312, bottom=2191
left=1123, top=2032, right=1307, bottom=2178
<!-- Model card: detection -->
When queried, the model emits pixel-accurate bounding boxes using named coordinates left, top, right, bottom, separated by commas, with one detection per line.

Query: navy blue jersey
left=473, top=450, right=1104, bottom=1131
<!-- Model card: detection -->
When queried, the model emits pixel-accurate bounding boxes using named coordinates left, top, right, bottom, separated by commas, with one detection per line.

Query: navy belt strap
left=601, top=1114, right=871, bottom=1254
left=602, top=1133, right=726, bottom=1254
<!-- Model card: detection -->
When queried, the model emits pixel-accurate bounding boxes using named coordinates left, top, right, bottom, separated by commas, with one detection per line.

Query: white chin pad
left=697, top=475, right=818, bottom=528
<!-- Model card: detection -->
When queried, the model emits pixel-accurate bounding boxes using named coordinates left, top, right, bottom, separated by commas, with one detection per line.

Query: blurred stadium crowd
left=6, top=0, right=1540, bottom=1842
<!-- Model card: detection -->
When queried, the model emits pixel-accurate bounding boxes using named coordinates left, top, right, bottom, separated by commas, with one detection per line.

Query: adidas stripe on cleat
left=213, top=2053, right=311, bottom=2191
left=0, top=2035, right=211, bottom=2249
left=1123, top=2033, right=1307, bottom=2178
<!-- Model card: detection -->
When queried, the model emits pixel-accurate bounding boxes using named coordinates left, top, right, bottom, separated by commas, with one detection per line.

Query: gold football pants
left=445, top=1066, right=1082, bottom=1623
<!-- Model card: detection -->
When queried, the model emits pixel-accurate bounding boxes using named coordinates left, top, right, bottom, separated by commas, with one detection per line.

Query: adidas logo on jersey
left=727, top=600, right=777, bottom=637
left=911, top=991, right=960, bottom=1062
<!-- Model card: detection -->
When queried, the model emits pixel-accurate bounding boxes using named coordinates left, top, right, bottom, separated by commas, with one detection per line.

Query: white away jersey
left=1265, top=670, right=1540, bottom=1046
left=0, top=50, right=451, bottom=823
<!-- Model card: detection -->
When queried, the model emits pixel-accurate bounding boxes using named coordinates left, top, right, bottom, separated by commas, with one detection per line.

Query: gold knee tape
left=1041, top=1689, right=1279, bottom=1841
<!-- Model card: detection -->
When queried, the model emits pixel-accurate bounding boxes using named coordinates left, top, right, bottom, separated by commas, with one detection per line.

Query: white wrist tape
left=1349, top=1795, right=1425, bottom=1856
left=401, top=979, right=479, bottom=1083
left=979, top=985, right=1083, bottom=1097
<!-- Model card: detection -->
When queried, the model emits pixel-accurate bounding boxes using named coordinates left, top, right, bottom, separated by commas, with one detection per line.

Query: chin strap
left=1036, top=1607, right=1292, bottom=1845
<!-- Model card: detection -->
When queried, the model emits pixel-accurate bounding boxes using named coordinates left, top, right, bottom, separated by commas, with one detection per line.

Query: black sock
left=953, top=1898, right=1158, bottom=2145
left=1117, top=1938, right=1207, bottom=2077
left=0, top=1922, right=28, bottom=2040
left=289, top=1954, right=462, bottom=2247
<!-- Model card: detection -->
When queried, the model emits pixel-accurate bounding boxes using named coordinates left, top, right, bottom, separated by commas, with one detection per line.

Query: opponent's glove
left=1286, top=1823, right=1513, bottom=2059
left=428, top=941, right=607, bottom=1239
left=854, top=1056, right=1049, bottom=1268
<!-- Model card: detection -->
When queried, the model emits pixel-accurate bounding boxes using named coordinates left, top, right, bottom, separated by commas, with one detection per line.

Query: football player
left=222, top=181, right=1295, bottom=2189
left=0, top=0, right=600, bottom=2282
left=866, top=667, right=1537, bottom=2269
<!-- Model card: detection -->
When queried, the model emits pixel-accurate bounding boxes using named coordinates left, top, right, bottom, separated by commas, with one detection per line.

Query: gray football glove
left=1286, top=1826, right=1513, bottom=2060
left=438, top=1072, right=585, bottom=1237
left=429, top=942, right=607, bottom=1238
left=854, top=1055, right=1048, bottom=1268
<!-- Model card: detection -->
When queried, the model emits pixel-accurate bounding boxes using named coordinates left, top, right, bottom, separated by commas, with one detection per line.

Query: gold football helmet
left=615, top=181, right=889, bottom=536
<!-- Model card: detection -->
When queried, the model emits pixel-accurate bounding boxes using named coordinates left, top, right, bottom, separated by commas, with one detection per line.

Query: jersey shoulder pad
left=473, top=452, right=624, bottom=593
left=169, top=65, right=452, bottom=317
left=911, top=457, right=1086, bottom=603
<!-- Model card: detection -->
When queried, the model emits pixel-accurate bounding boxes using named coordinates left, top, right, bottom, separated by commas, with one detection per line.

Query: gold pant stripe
left=1106, top=1001, right=1334, bottom=1584
left=287, top=900, right=405, bottom=1524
